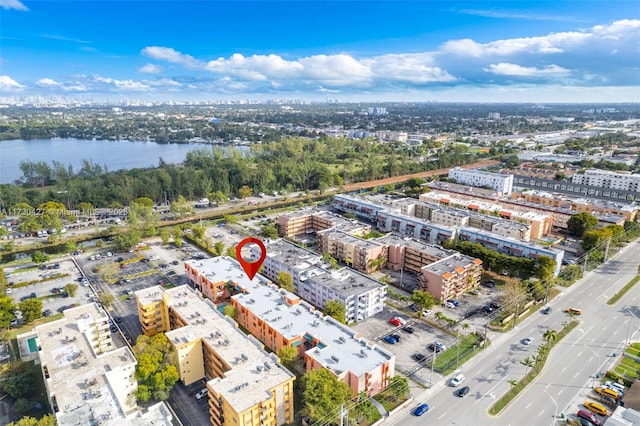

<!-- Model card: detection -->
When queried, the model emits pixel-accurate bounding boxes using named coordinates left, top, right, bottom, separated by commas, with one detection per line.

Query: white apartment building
left=448, top=167, right=514, bottom=195
left=572, top=169, right=640, bottom=192
left=35, top=303, right=173, bottom=426
left=256, top=239, right=387, bottom=323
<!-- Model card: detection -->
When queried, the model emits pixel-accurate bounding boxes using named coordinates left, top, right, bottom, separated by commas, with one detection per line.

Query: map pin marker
left=236, top=237, right=267, bottom=281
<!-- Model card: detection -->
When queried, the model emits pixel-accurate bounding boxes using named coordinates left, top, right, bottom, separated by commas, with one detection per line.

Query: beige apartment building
left=318, top=228, right=388, bottom=273
left=378, top=234, right=457, bottom=274
left=35, top=303, right=173, bottom=426
left=418, top=254, right=483, bottom=302
left=278, top=209, right=370, bottom=238
left=136, top=285, right=295, bottom=426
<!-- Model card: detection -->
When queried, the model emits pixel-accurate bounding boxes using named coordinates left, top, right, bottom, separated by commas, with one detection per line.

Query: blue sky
left=1, top=0, right=639, bottom=102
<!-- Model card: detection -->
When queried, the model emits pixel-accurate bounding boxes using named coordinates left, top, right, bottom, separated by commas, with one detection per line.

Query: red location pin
left=236, top=237, right=267, bottom=281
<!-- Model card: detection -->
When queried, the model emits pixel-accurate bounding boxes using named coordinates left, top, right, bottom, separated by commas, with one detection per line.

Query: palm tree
left=543, top=329, right=558, bottom=347
left=521, top=356, right=535, bottom=375
left=507, top=379, right=518, bottom=388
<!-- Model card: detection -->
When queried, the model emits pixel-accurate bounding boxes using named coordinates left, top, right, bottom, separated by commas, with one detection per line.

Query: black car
left=481, top=280, right=495, bottom=288
left=391, top=334, right=401, bottom=342
left=110, top=325, right=118, bottom=332
left=172, top=260, right=180, bottom=265
left=412, top=353, right=427, bottom=362
left=457, top=386, right=470, bottom=397
left=402, top=326, right=415, bottom=334
left=42, top=309, right=52, bottom=317
left=489, top=302, right=502, bottom=310
left=114, top=316, right=123, bottom=323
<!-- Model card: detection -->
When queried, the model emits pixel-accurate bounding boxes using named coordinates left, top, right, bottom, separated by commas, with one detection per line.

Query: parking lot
left=5, top=259, right=88, bottom=323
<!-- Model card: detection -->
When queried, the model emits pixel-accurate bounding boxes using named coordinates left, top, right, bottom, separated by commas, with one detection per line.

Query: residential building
left=256, top=240, right=387, bottom=323
left=375, top=209, right=457, bottom=244
left=448, top=167, right=514, bottom=195
left=377, top=234, right=457, bottom=274
left=418, top=253, right=483, bottom=302
left=572, top=169, right=640, bottom=192
left=135, top=285, right=296, bottom=426
left=277, top=209, right=370, bottom=239
left=229, top=262, right=395, bottom=396
left=457, top=227, right=564, bottom=275
left=35, top=303, right=173, bottom=426
left=318, top=228, right=387, bottom=273
left=333, top=195, right=384, bottom=222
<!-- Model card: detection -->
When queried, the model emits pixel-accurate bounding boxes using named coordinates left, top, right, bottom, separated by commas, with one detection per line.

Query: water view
left=0, top=138, right=248, bottom=184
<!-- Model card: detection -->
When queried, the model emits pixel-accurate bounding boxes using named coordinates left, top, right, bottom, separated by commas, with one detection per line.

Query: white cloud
left=0, top=0, right=28, bottom=11
left=0, top=75, right=24, bottom=91
left=36, top=78, right=86, bottom=92
left=93, top=76, right=151, bottom=91
left=484, top=63, right=571, bottom=77
left=141, top=47, right=201, bottom=69
left=456, top=9, right=587, bottom=23
left=139, top=64, right=163, bottom=74
left=366, top=53, right=456, bottom=83
left=36, top=78, right=59, bottom=87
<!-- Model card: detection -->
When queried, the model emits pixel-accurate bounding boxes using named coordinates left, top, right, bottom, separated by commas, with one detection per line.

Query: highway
left=387, top=241, right=640, bottom=426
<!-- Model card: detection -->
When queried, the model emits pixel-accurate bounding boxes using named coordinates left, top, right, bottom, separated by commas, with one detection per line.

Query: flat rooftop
left=306, top=267, right=386, bottom=297
left=376, top=234, right=456, bottom=258
left=232, top=276, right=393, bottom=377
left=138, top=285, right=295, bottom=414
left=36, top=304, right=172, bottom=426
left=422, top=253, right=480, bottom=275
left=459, top=227, right=563, bottom=255
left=263, top=238, right=323, bottom=271
left=318, top=228, right=385, bottom=250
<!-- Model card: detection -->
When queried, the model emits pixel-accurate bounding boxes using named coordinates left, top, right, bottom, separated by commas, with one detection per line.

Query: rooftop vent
left=241, top=353, right=248, bottom=361
left=331, top=355, right=339, bottom=362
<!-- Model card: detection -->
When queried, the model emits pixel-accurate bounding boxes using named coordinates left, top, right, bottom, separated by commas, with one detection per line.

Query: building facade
left=135, top=284, right=296, bottom=426
left=449, top=167, right=514, bottom=195
left=35, top=303, right=173, bottom=426
left=318, top=228, right=388, bottom=273
left=418, top=253, right=483, bottom=302
left=256, top=240, right=387, bottom=323
left=572, top=169, right=640, bottom=192
left=277, top=209, right=370, bottom=239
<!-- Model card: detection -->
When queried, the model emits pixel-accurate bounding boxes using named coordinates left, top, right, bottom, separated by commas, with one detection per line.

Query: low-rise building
left=318, top=228, right=387, bottom=273
left=572, top=169, right=640, bottom=192
left=448, top=167, right=514, bottom=195
left=418, top=253, right=483, bottom=302
left=277, top=208, right=370, bottom=239
left=256, top=240, right=387, bottom=323
left=135, top=285, right=296, bottom=426
left=35, top=303, right=173, bottom=426
left=377, top=234, right=457, bottom=273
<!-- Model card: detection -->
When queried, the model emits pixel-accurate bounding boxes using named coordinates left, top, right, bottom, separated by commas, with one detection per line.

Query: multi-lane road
left=389, top=241, right=640, bottom=426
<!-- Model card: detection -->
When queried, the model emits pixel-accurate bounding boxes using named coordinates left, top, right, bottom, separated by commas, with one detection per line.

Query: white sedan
left=522, top=337, right=534, bottom=346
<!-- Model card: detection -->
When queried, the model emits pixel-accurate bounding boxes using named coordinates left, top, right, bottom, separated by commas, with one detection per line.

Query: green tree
left=191, top=225, right=206, bottom=240
left=209, top=190, right=228, bottom=206
left=226, top=246, right=237, bottom=260
left=213, top=241, right=225, bottom=256
left=113, top=229, right=141, bottom=251
left=159, top=228, right=171, bottom=245
left=170, top=195, right=193, bottom=219
left=259, top=224, right=278, bottom=239
left=387, top=376, right=410, bottom=401
left=325, top=300, right=346, bottom=324
left=238, top=185, right=252, bottom=199
left=31, top=250, right=49, bottom=265
left=535, top=255, right=556, bottom=282
left=277, top=345, right=298, bottom=370
left=171, top=226, right=183, bottom=248
left=222, top=304, right=237, bottom=319
left=567, top=212, right=598, bottom=238
left=0, top=362, right=34, bottom=399
left=582, top=228, right=612, bottom=252
left=64, top=240, right=77, bottom=254
left=8, top=414, right=57, bottom=426
left=0, top=296, right=16, bottom=329
left=133, top=197, right=154, bottom=207
left=63, top=283, right=78, bottom=297
left=18, top=299, right=43, bottom=323
left=98, top=262, right=120, bottom=283
left=521, top=356, right=535, bottom=375
left=542, top=329, right=557, bottom=346
left=276, top=271, right=295, bottom=293
left=353, top=391, right=379, bottom=423
left=411, top=290, right=436, bottom=315
left=301, top=368, right=355, bottom=424
left=13, top=398, right=35, bottom=414
left=321, top=253, right=338, bottom=270
left=99, top=293, right=115, bottom=309
left=223, top=214, right=238, bottom=224
left=133, top=333, right=179, bottom=401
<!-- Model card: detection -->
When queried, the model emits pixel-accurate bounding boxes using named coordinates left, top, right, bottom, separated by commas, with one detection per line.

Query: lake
left=0, top=138, right=248, bottom=184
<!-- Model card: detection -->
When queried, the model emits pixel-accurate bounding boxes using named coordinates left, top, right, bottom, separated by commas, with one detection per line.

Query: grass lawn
left=626, top=347, right=640, bottom=357
left=373, top=394, right=410, bottom=413
left=433, top=334, right=484, bottom=374
left=608, top=276, right=640, bottom=305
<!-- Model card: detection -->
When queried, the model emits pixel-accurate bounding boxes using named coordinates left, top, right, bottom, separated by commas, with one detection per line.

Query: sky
left=0, top=0, right=639, bottom=103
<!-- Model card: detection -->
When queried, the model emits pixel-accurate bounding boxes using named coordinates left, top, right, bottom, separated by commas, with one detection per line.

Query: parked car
left=583, top=401, right=607, bottom=416
left=383, top=335, right=397, bottom=344
left=402, top=326, right=415, bottom=334
left=42, top=309, right=52, bottom=317
left=445, top=301, right=456, bottom=309
left=114, top=316, right=123, bottom=323
left=522, top=337, right=534, bottom=346
left=412, top=353, right=426, bottom=362
left=542, top=306, right=552, bottom=314
left=447, top=299, right=460, bottom=307
left=195, top=388, right=209, bottom=400
left=576, top=409, right=601, bottom=426
left=391, top=334, right=401, bottom=342
left=413, top=403, right=429, bottom=416
left=481, top=280, right=495, bottom=288
left=389, top=318, right=401, bottom=327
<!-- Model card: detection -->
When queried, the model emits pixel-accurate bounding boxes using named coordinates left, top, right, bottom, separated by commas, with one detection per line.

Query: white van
left=451, top=374, right=465, bottom=387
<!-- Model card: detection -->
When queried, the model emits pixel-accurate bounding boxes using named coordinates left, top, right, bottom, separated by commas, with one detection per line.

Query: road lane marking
left=613, top=330, right=619, bottom=335
left=558, top=389, right=564, bottom=395
left=438, top=412, right=446, bottom=420
left=562, top=366, right=568, bottom=372
left=545, top=383, right=550, bottom=390
left=539, top=409, right=545, bottom=416
left=526, top=402, right=532, bottom=408
left=589, top=357, right=594, bottom=362
left=578, top=351, right=583, bottom=357
left=574, top=372, right=580, bottom=378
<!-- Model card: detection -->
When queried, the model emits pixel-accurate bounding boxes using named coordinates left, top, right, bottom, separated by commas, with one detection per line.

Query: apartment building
left=457, top=227, right=564, bottom=275
left=418, top=253, right=483, bottom=302
left=333, top=194, right=384, bottom=222
left=375, top=209, right=457, bottom=244
left=572, top=169, right=640, bottom=192
left=256, top=240, right=387, bottom=323
left=448, top=167, right=514, bottom=195
left=230, top=268, right=395, bottom=396
left=135, top=285, right=296, bottom=426
left=377, top=234, right=458, bottom=274
left=277, top=208, right=370, bottom=239
left=318, top=228, right=388, bottom=273
left=35, top=303, right=173, bottom=426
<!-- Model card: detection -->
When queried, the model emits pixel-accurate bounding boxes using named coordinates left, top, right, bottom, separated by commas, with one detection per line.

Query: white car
left=394, top=317, right=407, bottom=326
left=522, top=337, right=534, bottom=346
left=195, top=388, right=208, bottom=400
left=445, top=301, right=456, bottom=309
left=451, top=374, right=465, bottom=387
left=6, top=288, right=12, bottom=294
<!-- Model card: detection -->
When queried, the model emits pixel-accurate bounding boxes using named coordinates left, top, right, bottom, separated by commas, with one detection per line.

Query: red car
left=389, top=318, right=401, bottom=327
left=577, top=409, right=601, bottom=426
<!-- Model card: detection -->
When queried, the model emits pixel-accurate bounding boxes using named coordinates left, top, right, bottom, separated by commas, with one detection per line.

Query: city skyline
left=1, top=1, right=639, bottom=103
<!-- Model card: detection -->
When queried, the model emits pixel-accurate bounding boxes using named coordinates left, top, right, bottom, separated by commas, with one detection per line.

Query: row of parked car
left=577, top=381, right=627, bottom=425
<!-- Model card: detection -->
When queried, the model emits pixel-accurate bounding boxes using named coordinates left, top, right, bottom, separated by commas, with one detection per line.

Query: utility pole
left=604, top=238, right=611, bottom=262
